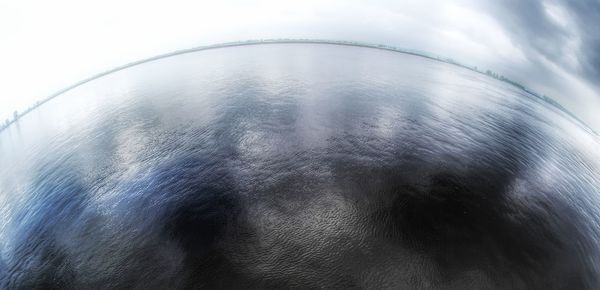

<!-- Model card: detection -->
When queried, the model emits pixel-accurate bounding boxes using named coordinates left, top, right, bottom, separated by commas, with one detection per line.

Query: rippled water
left=1, top=43, right=600, bottom=289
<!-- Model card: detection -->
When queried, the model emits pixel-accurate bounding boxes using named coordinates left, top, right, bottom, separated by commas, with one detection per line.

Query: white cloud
left=0, top=0, right=598, bottom=130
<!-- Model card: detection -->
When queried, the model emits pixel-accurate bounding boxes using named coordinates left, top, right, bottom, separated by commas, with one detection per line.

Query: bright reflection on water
left=1, top=44, right=600, bottom=289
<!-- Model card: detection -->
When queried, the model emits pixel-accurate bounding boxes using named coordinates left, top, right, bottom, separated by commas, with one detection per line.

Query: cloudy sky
left=1, top=0, right=599, bottom=130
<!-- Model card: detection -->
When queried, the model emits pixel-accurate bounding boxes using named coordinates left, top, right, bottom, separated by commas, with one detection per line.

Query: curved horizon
left=1, top=39, right=593, bottom=135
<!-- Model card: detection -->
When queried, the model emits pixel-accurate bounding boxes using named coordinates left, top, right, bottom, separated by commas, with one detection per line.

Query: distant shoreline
left=1, top=39, right=594, bottom=135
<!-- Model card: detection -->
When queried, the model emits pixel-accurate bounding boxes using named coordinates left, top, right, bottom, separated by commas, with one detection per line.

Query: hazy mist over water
left=3, top=0, right=600, bottom=131
left=1, top=44, right=600, bottom=288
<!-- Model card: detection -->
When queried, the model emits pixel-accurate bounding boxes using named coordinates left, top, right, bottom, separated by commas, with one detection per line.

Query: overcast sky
left=1, top=0, right=599, bottom=130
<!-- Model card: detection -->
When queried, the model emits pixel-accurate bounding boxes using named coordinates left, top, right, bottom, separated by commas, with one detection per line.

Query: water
left=1, top=43, right=600, bottom=289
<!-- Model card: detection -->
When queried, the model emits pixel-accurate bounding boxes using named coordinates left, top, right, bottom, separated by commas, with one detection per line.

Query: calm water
left=1, top=43, right=600, bottom=289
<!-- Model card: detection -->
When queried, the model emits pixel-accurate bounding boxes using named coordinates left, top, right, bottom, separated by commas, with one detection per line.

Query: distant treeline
left=0, top=39, right=592, bottom=135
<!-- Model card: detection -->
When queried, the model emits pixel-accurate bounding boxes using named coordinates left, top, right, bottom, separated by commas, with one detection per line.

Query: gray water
left=1, top=43, right=600, bottom=289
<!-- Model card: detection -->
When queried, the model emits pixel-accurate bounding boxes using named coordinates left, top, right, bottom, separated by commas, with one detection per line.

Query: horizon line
left=0, top=38, right=595, bottom=135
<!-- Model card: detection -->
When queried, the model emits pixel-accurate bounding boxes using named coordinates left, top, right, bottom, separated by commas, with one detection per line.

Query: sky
left=1, top=0, right=599, bottom=131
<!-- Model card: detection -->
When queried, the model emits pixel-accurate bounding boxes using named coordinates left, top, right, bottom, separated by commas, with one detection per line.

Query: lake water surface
left=1, top=43, right=600, bottom=289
